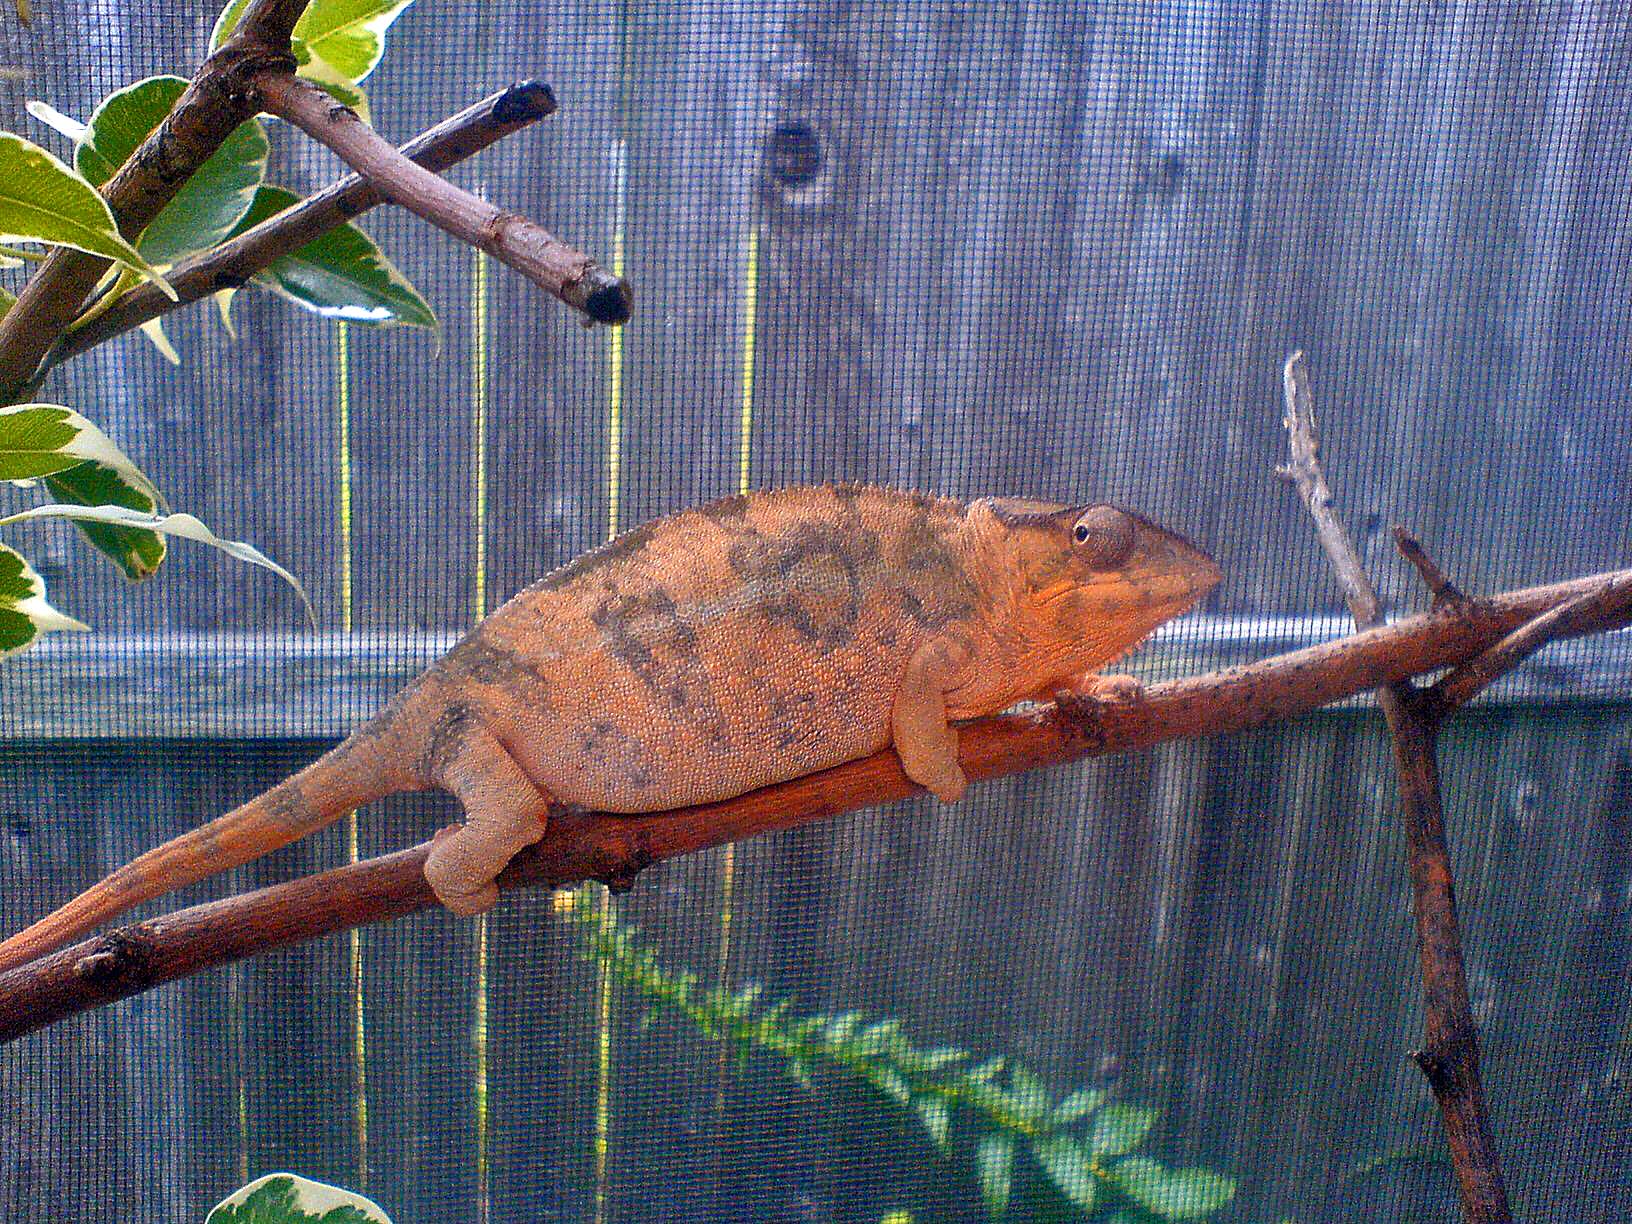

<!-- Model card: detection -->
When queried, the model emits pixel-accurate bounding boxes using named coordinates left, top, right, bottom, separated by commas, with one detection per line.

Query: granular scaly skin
left=0, top=484, right=1220, bottom=968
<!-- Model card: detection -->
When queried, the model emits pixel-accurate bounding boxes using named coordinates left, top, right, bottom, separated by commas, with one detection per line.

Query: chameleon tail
left=0, top=731, right=414, bottom=975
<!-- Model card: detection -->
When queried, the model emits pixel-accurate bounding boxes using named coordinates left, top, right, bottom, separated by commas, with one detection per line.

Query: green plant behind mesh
left=559, top=886, right=1237, bottom=1222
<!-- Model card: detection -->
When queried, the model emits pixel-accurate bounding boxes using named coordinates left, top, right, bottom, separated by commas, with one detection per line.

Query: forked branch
left=255, top=72, right=631, bottom=324
left=1278, top=350, right=1510, bottom=1224
left=51, top=80, right=563, bottom=368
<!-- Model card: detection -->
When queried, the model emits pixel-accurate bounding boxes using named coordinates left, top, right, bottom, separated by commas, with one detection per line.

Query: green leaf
left=208, top=0, right=252, bottom=48
left=138, top=316, right=181, bottom=365
left=214, top=0, right=416, bottom=123
left=229, top=185, right=435, bottom=327
left=291, top=39, right=375, bottom=122
left=0, top=285, right=13, bottom=318
left=75, top=76, right=269, bottom=266
left=1090, top=1103, right=1158, bottom=1159
left=207, top=1172, right=394, bottom=1223
left=1007, top=1065, right=1051, bottom=1124
left=0, top=543, right=88, bottom=658
left=43, top=460, right=165, bottom=580
left=1032, top=1136, right=1098, bottom=1212
left=295, top=0, right=415, bottom=83
left=975, top=1134, right=1015, bottom=1219
left=0, top=404, right=163, bottom=508
left=0, top=133, right=174, bottom=295
left=0, top=504, right=313, bottom=623
left=913, top=1095, right=950, bottom=1150
left=1052, top=1087, right=1106, bottom=1125
left=1107, top=1158, right=1236, bottom=1221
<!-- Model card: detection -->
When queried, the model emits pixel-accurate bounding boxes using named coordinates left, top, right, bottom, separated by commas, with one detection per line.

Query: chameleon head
left=964, top=496, right=1222, bottom=677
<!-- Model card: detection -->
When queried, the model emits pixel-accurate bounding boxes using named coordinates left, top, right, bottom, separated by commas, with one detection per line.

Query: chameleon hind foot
left=424, top=730, right=553, bottom=916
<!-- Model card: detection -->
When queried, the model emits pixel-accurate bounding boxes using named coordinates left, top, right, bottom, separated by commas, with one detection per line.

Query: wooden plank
left=0, top=621, right=1624, bottom=739
left=0, top=743, right=291, bottom=1222
left=466, top=3, right=622, bottom=1219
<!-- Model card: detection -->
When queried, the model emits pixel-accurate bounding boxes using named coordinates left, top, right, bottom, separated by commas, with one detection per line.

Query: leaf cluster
left=0, top=0, right=432, bottom=656
left=559, top=887, right=1238, bottom=1223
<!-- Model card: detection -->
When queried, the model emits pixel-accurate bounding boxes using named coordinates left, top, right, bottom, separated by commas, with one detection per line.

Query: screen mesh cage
left=1, top=3, right=1629, bottom=1223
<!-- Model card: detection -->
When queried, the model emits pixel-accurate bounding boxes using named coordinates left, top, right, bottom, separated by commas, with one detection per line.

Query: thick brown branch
left=0, top=568, right=1623, bottom=1045
left=255, top=72, right=630, bottom=325
left=0, top=0, right=310, bottom=400
left=1278, top=351, right=1511, bottom=1223
left=51, top=81, right=559, bottom=368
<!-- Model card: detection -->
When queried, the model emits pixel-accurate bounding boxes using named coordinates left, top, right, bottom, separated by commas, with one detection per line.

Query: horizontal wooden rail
left=0, top=619, right=1626, bottom=741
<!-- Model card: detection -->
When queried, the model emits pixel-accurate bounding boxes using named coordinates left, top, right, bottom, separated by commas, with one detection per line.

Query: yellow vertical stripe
left=715, top=222, right=759, bottom=1025
left=336, top=321, right=369, bottom=1188
left=593, top=134, right=629, bottom=1224
left=470, top=247, right=492, bottom=1224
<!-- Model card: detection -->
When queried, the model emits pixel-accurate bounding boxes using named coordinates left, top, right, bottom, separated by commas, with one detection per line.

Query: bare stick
left=1279, top=351, right=1511, bottom=1223
left=1, top=566, right=1625, bottom=1044
left=1395, top=526, right=1467, bottom=608
left=51, top=81, right=559, bottom=368
left=1431, top=574, right=1632, bottom=713
left=255, top=72, right=630, bottom=325
left=1276, top=351, right=1382, bottom=625
left=0, top=0, right=310, bottom=400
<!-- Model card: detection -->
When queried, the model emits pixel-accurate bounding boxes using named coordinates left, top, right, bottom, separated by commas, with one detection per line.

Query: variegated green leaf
left=207, top=1172, right=393, bottom=1223
left=74, top=76, right=269, bottom=267
left=0, top=133, right=173, bottom=295
left=213, top=0, right=416, bottom=122
left=0, top=403, right=162, bottom=507
left=0, top=504, right=312, bottom=623
left=0, top=542, right=88, bottom=658
left=42, top=459, right=165, bottom=580
left=227, top=185, right=434, bottom=327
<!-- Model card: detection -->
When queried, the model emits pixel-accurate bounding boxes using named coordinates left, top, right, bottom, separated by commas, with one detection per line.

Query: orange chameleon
left=0, top=484, right=1219, bottom=972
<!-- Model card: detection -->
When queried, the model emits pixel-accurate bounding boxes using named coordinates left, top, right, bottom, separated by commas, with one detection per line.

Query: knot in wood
left=72, top=932, right=153, bottom=988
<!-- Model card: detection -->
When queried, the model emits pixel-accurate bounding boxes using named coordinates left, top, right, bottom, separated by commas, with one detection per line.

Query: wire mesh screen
left=2, top=2, right=1630, bottom=1221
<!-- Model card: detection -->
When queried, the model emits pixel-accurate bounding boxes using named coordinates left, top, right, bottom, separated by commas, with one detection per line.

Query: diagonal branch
left=0, top=0, right=311, bottom=401
left=255, top=71, right=630, bottom=325
left=1, top=566, right=1626, bottom=1044
left=48, top=80, right=561, bottom=370
left=1278, top=350, right=1511, bottom=1224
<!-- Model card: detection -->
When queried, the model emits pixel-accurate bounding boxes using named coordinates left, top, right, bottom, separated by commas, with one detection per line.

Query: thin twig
left=1395, top=526, right=1467, bottom=609
left=1430, top=574, right=1632, bottom=713
left=0, top=0, right=310, bottom=400
left=0, top=566, right=1624, bottom=1044
left=49, top=81, right=559, bottom=370
left=1277, top=350, right=1383, bottom=625
left=255, top=72, right=630, bottom=325
left=1278, top=350, right=1511, bottom=1224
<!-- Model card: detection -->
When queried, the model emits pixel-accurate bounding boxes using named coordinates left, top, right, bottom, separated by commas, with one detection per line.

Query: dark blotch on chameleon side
left=420, top=702, right=480, bottom=781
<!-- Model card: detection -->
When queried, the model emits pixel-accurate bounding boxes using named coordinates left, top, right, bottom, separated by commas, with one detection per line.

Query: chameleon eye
left=1071, top=506, right=1136, bottom=570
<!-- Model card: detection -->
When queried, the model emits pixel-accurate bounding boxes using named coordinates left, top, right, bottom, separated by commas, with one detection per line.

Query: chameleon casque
left=0, top=484, right=1219, bottom=973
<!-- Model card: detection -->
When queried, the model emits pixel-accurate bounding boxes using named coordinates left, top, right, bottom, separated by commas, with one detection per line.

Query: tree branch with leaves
left=0, top=0, right=626, bottom=655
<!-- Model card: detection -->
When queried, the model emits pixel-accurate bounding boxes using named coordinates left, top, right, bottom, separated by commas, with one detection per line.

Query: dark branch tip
left=494, top=80, right=558, bottom=124
left=584, top=278, right=633, bottom=325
